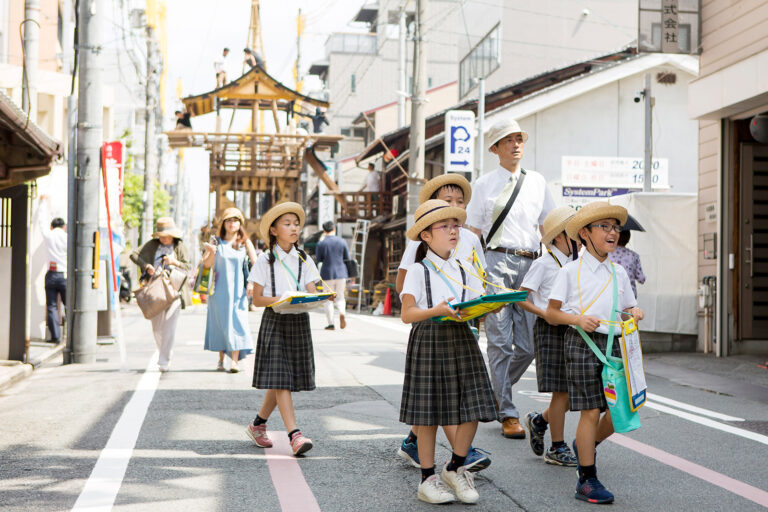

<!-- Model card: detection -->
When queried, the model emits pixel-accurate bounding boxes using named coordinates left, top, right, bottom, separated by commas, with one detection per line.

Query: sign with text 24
left=444, top=110, right=474, bottom=173
left=561, top=156, right=669, bottom=189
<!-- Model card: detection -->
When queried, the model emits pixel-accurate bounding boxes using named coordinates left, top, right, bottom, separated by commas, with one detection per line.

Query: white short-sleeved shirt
left=400, top=249, right=484, bottom=310
left=363, top=171, right=381, bottom=192
left=399, top=227, right=486, bottom=272
left=465, top=167, right=556, bottom=251
left=548, top=251, right=637, bottom=334
left=521, top=246, right=570, bottom=311
left=247, top=245, right=321, bottom=297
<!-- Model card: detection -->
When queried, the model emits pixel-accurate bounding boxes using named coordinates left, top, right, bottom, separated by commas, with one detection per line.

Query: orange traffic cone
left=382, top=287, right=392, bottom=316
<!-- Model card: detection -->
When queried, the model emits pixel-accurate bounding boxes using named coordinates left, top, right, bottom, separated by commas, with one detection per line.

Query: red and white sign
left=101, top=141, right=124, bottom=214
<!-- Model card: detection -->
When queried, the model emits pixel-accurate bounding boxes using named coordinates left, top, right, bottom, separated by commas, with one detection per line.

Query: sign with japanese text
left=561, top=156, right=669, bottom=206
left=444, top=110, right=474, bottom=173
left=101, top=141, right=124, bottom=215
left=317, top=160, right=336, bottom=229
left=661, top=0, right=679, bottom=53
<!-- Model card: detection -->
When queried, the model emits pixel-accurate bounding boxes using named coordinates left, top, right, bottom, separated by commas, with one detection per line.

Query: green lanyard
left=273, top=249, right=301, bottom=291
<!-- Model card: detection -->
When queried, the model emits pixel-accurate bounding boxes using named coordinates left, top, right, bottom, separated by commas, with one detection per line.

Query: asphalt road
left=1, top=304, right=767, bottom=511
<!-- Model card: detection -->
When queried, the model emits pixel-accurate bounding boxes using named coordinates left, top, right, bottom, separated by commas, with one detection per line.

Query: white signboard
left=318, top=160, right=336, bottom=228
left=444, top=110, right=474, bottom=173
left=562, top=156, right=669, bottom=189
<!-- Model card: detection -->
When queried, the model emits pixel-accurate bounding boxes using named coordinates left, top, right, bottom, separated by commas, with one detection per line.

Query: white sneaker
left=441, top=464, right=479, bottom=504
left=417, top=474, right=456, bottom=504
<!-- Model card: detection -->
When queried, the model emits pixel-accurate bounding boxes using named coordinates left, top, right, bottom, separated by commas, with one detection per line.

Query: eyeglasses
left=588, top=223, right=623, bottom=233
left=431, top=223, right=461, bottom=233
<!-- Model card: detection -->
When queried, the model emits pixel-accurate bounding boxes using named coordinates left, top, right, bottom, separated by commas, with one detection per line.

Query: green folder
left=431, top=291, right=528, bottom=323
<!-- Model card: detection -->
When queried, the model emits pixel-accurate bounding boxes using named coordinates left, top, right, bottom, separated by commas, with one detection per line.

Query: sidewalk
left=0, top=340, right=64, bottom=392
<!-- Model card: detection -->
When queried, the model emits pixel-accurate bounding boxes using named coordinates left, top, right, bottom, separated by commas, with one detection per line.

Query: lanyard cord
left=273, top=249, right=302, bottom=291
left=425, top=258, right=483, bottom=296
left=546, top=248, right=562, bottom=268
left=577, top=255, right=614, bottom=315
left=273, top=248, right=334, bottom=294
left=295, top=249, right=335, bottom=293
left=454, top=259, right=520, bottom=293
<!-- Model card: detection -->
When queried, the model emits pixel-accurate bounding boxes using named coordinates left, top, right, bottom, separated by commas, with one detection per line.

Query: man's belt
left=487, top=247, right=539, bottom=259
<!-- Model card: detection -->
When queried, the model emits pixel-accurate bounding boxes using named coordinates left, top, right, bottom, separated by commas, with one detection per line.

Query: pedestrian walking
left=394, top=174, right=491, bottom=473
left=608, top=230, right=646, bottom=298
left=34, top=195, right=67, bottom=343
left=245, top=202, right=330, bottom=456
left=130, top=217, right=191, bottom=372
left=202, top=208, right=257, bottom=373
left=399, top=199, right=498, bottom=505
left=465, top=118, right=556, bottom=439
left=546, top=201, right=644, bottom=504
left=315, top=221, right=349, bottom=330
left=519, top=206, right=580, bottom=467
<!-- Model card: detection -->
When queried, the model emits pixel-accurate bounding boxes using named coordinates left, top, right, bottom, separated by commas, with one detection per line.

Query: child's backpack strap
left=297, top=255, right=303, bottom=291
left=269, top=259, right=276, bottom=297
left=419, top=261, right=433, bottom=309
left=456, top=259, right=466, bottom=303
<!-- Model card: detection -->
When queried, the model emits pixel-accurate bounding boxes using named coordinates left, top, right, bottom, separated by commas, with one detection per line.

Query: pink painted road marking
left=610, top=434, right=768, bottom=508
left=265, top=430, right=321, bottom=512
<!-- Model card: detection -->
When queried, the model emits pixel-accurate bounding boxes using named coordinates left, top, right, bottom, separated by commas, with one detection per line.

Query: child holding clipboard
left=399, top=199, right=498, bottom=505
left=545, top=201, right=644, bottom=504
left=245, top=202, right=332, bottom=456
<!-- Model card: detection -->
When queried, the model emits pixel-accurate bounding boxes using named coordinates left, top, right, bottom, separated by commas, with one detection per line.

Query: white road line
left=646, top=393, right=745, bottom=422
left=71, top=352, right=161, bottom=512
left=644, top=402, right=768, bottom=446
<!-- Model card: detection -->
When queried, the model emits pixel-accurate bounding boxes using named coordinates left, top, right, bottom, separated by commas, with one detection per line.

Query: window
left=340, top=127, right=365, bottom=139
left=459, top=24, right=500, bottom=98
left=351, top=74, right=356, bottom=94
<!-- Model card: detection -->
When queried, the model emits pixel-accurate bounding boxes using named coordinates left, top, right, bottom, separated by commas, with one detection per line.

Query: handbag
left=193, top=261, right=215, bottom=295
left=166, top=265, right=187, bottom=292
left=574, top=263, right=641, bottom=434
left=344, top=258, right=359, bottom=279
left=134, top=268, right=179, bottom=320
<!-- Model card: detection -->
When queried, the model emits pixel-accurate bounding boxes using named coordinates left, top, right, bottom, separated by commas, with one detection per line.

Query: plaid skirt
left=564, top=327, right=621, bottom=411
left=252, top=308, right=315, bottom=391
left=533, top=318, right=568, bottom=393
left=400, top=321, right=498, bottom=426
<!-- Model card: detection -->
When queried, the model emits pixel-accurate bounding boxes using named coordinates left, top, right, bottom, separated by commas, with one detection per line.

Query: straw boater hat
left=259, top=202, right=306, bottom=242
left=485, top=119, right=529, bottom=151
left=152, top=217, right=183, bottom=239
left=220, top=207, right=245, bottom=224
left=406, top=199, right=467, bottom=241
left=417, top=173, right=472, bottom=205
left=541, top=205, right=577, bottom=245
left=565, top=201, right=628, bottom=241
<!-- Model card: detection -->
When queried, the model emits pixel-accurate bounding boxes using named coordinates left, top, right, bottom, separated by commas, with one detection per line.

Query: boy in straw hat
left=545, top=201, right=644, bottom=504
left=465, top=118, right=555, bottom=439
left=399, top=199, right=498, bottom=504
left=519, top=205, right=580, bottom=467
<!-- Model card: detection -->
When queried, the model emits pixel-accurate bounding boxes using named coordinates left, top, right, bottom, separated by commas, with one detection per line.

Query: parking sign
left=444, top=110, right=475, bottom=173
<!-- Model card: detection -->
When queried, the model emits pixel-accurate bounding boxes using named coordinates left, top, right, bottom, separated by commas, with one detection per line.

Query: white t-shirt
left=521, top=245, right=570, bottom=311
left=399, top=227, right=486, bottom=272
left=247, top=245, right=321, bottom=297
left=400, top=249, right=485, bottom=310
left=363, top=171, right=381, bottom=192
left=548, top=251, right=637, bottom=335
left=465, top=166, right=555, bottom=251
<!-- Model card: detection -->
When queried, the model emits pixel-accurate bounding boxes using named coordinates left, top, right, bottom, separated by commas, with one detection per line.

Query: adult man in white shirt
left=360, top=163, right=381, bottom=193
left=35, top=195, right=68, bottom=343
left=465, top=119, right=556, bottom=439
left=214, top=47, right=230, bottom=87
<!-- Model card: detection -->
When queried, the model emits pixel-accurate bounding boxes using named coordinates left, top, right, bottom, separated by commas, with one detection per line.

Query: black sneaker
left=545, top=444, right=578, bottom=467
left=575, top=477, right=614, bottom=504
left=324, top=325, right=335, bottom=330
left=524, top=412, right=546, bottom=456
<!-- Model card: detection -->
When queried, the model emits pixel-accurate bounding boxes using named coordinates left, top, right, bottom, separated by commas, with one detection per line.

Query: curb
left=0, top=361, right=33, bottom=392
left=28, top=342, right=65, bottom=369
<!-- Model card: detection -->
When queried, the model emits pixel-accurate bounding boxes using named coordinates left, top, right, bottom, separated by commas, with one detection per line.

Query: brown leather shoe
left=501, top=417, right=526, bottom=439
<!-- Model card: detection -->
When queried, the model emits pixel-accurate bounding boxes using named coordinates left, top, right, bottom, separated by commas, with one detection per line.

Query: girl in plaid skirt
left=546, top=201, right=644, bottom=505
left=519, top=206, right=579, bottom=467
left=399, top=200, right=498, bottom=505
left=244, top=202, right=331, bottom=457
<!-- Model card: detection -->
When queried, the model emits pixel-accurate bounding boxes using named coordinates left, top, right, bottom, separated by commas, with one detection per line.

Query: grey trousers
left=484, top=250, right=535, bottom=421
left=150, top=298, right=181, bottom=369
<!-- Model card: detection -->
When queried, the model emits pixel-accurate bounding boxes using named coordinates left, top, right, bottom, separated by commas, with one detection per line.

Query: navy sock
left=532, top=413, right=548, bottom=430
left=579, top=464, right=597, bottom=483
left=405, top=430, right=418, bottom=444
left=552, top=440, right=566, bottom=449
left=421, top=466, right=435, bottom=482
left=446, top=452, right=467, bottom=472
left=254, top=415, right=267, bottom=426
left=288, top=428, right=300, bottom=441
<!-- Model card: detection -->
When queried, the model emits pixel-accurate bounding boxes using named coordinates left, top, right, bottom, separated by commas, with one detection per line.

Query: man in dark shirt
left=315, top=221, right=350, bottom=330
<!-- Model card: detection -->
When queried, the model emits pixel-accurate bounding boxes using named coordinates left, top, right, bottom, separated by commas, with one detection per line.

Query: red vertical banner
left=101, top=142, right=121, bottom=292
left=102, top=141, right=124, bottom=214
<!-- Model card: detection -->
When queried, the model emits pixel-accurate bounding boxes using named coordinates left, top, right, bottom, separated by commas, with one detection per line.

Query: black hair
left=618, top=229, right=631, bottom=247
left=223, top=47, right=230, bottom=52
left=51, top=218, right=65, bottom=229
left=414, top=241, right=429, bottom=263
left=368, top=163, right=375, bottom=169
left=243, top=48, right=252, bottom=54
left=322, top=221, right=335, bottom=233
left=429, top=184, right=463, bottom=200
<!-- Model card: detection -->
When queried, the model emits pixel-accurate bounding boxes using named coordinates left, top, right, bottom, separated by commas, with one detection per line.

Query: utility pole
left=71, top=0, right=103, bottom=364
left=397, top=6, right=407, bottom=128
left=643, top=73, right=653, bottom=192
left=63, top=0, right=77, bottom=362
left=21, top=0, right=39, bottom=120
left=407, top=0, right=427, bottom=230
left=141, top=26, right=155, bottom=244
left=476, top=77, right=485, bottom=181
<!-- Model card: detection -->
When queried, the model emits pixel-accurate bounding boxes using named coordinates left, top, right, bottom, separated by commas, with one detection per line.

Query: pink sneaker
left=246, top=422, right=273, bottom=448
left=290, top=431, right=313, bottom=456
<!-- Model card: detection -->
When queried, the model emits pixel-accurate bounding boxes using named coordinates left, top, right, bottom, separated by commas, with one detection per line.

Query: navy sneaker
left=464, top=446, right=491, bottom=472
left=525, top=412, right=546, bottom=456
left=545, top=444, right=578, bottom=467
left=575, top=477, right=614, bottom=504
left=397, top=437, right=420, bottom=468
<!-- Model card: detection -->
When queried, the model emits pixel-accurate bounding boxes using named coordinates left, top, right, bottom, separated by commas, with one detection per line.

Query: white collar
left=494, top=165, right=521, bottom=180
left=582, top=250, right=611, bottom=272
left=274, top=244, right=297, bottom=259
left=549, top=245, right=569, bottom=266
left=426, top=249, right=459, bottom=271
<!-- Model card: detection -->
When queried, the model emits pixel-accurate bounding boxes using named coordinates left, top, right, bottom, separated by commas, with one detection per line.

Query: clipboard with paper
left=268, top=291, right=334, bottom=314
left=617, top=316, right=647, bottom=411
left=431, top=291, right=528, bottom=323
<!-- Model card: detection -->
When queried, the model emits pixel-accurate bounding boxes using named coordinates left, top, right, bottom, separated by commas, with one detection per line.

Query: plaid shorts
left=400, top=321, right=498, bottom=426
left=252, top=309, right=315, bottom=391
left=533, top=318, right=568, bottom=393
left=564, top=327, right=621, bottom=411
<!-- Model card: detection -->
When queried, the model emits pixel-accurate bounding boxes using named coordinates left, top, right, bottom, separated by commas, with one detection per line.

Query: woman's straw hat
left=541, top=205, right=577, bottom=245
left=259, top=202, right=306, bottom=242
left=485, top=118, right=529, bottom=151
left=152, top=217, right=183, bottom=239
left=220, top=207, right=245, bottom=224
left=418, top=173, right=472, bottom=205
left=565, top=201, right=628, bottom=241
left=406, top=199, right=467, bottom=241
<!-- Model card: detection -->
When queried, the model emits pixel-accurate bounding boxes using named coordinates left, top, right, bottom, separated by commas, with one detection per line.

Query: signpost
left=444, top=110, right=474, bottom=174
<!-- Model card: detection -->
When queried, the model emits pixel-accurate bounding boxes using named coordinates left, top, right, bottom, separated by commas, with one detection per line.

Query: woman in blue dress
left=203, top=208, right=257, bottom=372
